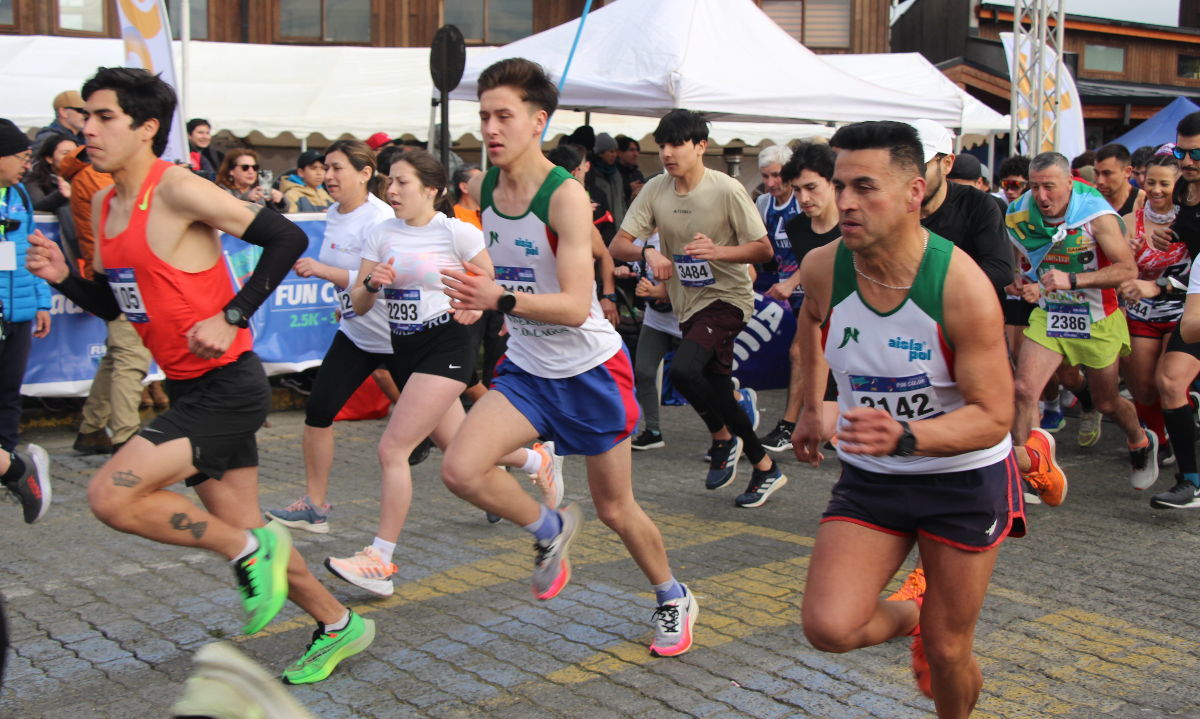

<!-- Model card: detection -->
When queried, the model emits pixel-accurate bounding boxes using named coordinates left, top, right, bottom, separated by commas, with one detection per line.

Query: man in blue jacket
left=0, top=119, right=53, bottom=523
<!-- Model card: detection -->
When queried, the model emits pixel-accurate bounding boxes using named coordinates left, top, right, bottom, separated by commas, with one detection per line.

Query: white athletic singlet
left=481, top=166, right=622, bottom=379
left=319, top=194, right=394, bottom=354
left=823, top=233, right=1012, bottom=474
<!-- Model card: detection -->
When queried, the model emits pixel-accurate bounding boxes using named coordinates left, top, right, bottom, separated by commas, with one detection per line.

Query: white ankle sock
left=371, top=537, right=396, bottom=563
left=520, top=448, right=542, bottom=475
left=232, top=532, right=258, bottom=563
left=325, top=609, right=351, bottom=632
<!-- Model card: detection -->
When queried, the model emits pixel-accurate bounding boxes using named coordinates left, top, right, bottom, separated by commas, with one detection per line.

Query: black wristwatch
left=891, top=421, right=917, bottom=457
left=363, top=272, right=381, bottom=293
left=601, top=293, right=619, bottom=302
left=1068, top=272, right=1078, bottom=290
left=497, top=291, right=517, bottom=314
left=223, top=306, right=250, bottom=329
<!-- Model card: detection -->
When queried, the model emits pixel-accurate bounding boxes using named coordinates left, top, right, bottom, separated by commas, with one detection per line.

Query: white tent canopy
left=0, top=35, right=832, bottom=148
left=822, top=53, right=1009, bottom=134
left=450, top=0, right=964, bottom=126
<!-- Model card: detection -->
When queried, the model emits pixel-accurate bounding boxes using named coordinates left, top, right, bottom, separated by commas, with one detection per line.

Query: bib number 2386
left=1045, top=302, right=1091, bottom=339
left=673, top=255, right=715, bottom=287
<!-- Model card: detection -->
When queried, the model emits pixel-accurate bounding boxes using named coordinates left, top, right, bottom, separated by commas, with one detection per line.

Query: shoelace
left=533, top=541, right=556, bottom=567
left=282, top=496, right=312, bottom=512
left=653, top=604, right=680, bottom=633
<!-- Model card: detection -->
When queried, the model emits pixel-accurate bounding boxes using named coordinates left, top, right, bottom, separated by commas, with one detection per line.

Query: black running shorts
left=389, top=316, right=475, bottom=386
left=139, top=352, right=270, bottom=486
left=821, top=453, right=1027, bottom=551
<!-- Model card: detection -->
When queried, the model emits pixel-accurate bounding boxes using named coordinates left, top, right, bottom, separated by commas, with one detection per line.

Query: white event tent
left=450, top=0, right=964, bottom=127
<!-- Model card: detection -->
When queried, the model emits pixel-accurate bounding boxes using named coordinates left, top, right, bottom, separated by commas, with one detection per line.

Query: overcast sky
left=982, top=0, right=1178, bottom=28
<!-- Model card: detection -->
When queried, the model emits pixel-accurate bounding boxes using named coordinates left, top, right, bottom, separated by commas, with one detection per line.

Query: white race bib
left=384, top=288, right=421, bottom=334
left=849, top=373, right=943, bottom=421
left=106, top=267, right=149, bottom=323
left=335, top=286, right=356, bottom=320
left=1045, top=302, right=1091, bottom=339
left=495, top=266, right=537, bottom=294
left=673, top=254, right=715, bottom=287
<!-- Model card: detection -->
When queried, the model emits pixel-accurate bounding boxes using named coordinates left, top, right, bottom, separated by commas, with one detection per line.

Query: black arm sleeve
left=53, top=272, right=122, bottom=322
left=224, top=208, right=307, bottom=318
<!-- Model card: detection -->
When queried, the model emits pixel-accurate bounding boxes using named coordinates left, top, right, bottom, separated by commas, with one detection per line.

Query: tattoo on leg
left=112, top=470, right=141, bottom=488
left=169, top=512, right=208, bottom=540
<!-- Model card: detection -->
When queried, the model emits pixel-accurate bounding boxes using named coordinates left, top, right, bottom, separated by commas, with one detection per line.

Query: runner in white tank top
left=792, top=122, right=1020, bottom=715
left=439, top=58, right=697, bottom=658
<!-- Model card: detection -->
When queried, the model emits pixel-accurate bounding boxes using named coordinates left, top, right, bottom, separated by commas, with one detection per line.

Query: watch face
left=498, top=292, right=516, bottom=313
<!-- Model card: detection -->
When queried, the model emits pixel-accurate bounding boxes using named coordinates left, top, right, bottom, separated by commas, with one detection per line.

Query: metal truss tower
left=1010, top=0, right=1067, bottom=155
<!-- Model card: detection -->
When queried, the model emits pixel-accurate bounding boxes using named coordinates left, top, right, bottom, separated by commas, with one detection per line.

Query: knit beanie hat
left=0, top=120, right=31, bottom=157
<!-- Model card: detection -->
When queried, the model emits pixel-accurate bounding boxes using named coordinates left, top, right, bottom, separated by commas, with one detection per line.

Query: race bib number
left=384, top=289, right=421, bottom=334
left=106, top=267, right=149, bottom=323
left=335, top=286, right=356, bottom=320
left=496, top=266, right=537, bottom=294
left=673, top=254, right=715, bottom=287
left=1045, top=302, right=1091, bottom=339
left=849, top=373, right=943, bottom=421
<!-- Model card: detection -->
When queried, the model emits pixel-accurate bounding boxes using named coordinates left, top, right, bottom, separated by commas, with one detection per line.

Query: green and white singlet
left=822, top=232, right=1012, bottom=474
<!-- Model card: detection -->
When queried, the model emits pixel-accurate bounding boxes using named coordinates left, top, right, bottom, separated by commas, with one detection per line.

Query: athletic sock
left=1134, top=403, right=1166, bottom=445
left=325, top=609, right=351, bottom=632
left=1185, top=473, right=1200, bottom=488
left=524, top=504, right=563, bottom=543
left=1043, top=397, right=1061, bottom=414
left=371, top=537, right=397, bottom=563
left=1163, top=404, right=1198, bottom=474
left=653, top=577, right=685, bottom=605
left=0, top=450, right=25, bottom=485
left=519, top=448, right=542, bottom=475
left=232, top=532, right=259, bottom=563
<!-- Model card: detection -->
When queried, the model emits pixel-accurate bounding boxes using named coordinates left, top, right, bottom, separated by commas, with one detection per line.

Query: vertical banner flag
left=1001, top=31, right=1085, bottom=160
left=114, top=0, right=187, bottom=163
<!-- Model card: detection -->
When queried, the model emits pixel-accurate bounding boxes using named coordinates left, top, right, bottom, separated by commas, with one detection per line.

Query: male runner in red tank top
left=26, top=67, right=373, bottom=685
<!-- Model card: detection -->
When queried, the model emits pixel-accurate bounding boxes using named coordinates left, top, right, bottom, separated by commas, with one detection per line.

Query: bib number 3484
left=673, top=255, right=715, bottom=287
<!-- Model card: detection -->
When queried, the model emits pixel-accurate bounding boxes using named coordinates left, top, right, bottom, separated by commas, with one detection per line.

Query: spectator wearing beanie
left=587, top=132, right=629, bottom=229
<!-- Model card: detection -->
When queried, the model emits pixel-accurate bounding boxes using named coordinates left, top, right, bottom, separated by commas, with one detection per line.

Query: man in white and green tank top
left=793, top=121, right=1022, bottom=716
left=1006, top=152, right=1157, bottom=497
left=439, top=59, right=696, bottom=658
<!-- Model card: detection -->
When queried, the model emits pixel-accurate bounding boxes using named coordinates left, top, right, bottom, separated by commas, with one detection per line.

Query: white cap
left=908, top=119, right=955, bottom=164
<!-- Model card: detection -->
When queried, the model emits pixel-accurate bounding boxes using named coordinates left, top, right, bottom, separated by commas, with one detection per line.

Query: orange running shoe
left=1023, top=428, right=1068, bottom=507
left=886, top=567, right=926, bottom=606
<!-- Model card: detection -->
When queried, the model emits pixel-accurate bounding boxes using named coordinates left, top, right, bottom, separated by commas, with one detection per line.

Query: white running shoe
left=324, top=546, right=398, bottom=597
left=530, top=441, right=565, bottom=508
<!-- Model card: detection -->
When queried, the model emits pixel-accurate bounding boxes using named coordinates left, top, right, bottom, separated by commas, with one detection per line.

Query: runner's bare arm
left=847, top=249, right=1013, bottom=457
left=349, top=256, right=387, bottom=316
left=791, top=242, right=837, bottom=466
left=442, top=178, right=599, bottom=327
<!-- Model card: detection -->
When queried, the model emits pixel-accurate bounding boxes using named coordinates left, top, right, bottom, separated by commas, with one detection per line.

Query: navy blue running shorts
left=821, top=453, right=1027, bottom=551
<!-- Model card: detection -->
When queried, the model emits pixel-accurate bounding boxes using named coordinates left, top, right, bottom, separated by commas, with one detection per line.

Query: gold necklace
left=852, top=230, right=929, bottom=291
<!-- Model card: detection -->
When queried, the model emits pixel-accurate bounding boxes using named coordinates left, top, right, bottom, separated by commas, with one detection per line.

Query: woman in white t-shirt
left=325, top=150, right=560, bottom=597
left=265, top=140, right=396, bottom=533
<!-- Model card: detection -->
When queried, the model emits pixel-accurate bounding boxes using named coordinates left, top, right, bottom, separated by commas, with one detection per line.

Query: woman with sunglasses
left=323, top=149, right=560, bottom=597
left=1117, top=153, right=1200, bottom=506
left=216, top=149, right=284, bottom=209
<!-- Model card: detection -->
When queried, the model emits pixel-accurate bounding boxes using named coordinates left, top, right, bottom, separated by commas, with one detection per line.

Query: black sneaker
left=3, top=445, right=51, bottom=524
left=705, top=438, right=742, bottom=490
left=735, top=463, right=788, bottom=508
left=759, top=421, right=794, bottom=453
left=703, top=439, right=720, bottom=463
left=409, top=437, right=433, bottom=466
left=1159, top=440, right=1176, bottom=467
left=631, top=429, right=665, bottom=451
left=1150, top=476, right=1200, bottom=509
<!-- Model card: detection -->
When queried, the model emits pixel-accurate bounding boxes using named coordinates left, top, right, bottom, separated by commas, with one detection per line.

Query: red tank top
left=100, top=159, right=252, bottom=380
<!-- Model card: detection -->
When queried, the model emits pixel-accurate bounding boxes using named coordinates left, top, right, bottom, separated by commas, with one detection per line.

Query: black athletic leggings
left=668, top=338, right=767, bottom=465
left=305, top=330, right=401, bottom=428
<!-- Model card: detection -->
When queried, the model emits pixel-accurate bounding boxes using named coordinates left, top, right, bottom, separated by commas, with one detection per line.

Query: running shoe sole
left=632, top=439, right=666, bottom=451
left=735, top=474, right=788, bottom=508
left=264, top=511, right=331, bottom=534
left=24, top=443, right=51, bottom=523
left=324, top=558, right=396, bottom=597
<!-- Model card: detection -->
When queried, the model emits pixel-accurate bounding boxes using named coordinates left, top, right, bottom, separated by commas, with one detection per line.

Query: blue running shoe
left=1040, top=410, right=1065, bottom=433
left=737, top=388, right=760, bottom=432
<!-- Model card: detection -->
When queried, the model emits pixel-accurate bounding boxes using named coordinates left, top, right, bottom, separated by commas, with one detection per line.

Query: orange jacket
left=59, top=148, right=114, bottom=279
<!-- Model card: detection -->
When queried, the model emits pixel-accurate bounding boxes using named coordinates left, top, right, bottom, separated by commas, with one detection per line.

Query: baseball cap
left=366, top=132, right=392, bottom=151
left=53, top=90, right=85, bottom=111
left=297, top=149, right=325, bottom=168
left=947, top=153, right=983, bottom=181
left=908, top=119, right=955, bottom=164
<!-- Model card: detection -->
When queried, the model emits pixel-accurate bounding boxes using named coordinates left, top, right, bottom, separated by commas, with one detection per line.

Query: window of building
left=0, top=0, right=13, bottom=26
left=761, top=0, right=851, bottom=49
left=168, top=0, right=208, bottom=40
left=58, top=0, right=106, bottom=33
left=1083, top=43, right=1125, bottom=73
left=1180, top=54, right=1200, bottom=79
left=278, top=0, right=372, bottom=43
left=445, top=0, right=533, bottom=45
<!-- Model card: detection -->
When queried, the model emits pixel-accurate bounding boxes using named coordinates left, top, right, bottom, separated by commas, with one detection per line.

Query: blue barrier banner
left=23, top=215, right=337, bottom=396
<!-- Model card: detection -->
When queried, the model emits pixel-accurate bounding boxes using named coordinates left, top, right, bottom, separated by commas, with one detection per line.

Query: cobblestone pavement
left=2, top=392, right=1199, bottom=718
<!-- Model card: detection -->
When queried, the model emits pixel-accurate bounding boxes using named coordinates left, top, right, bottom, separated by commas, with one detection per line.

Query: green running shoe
left=235, top=521, right=293, bottom=635
left=281, top=610, right=376, bottom=685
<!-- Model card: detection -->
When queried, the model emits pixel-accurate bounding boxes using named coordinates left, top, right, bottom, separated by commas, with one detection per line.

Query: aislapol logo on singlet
left=837, top=326, right=860, bottom=349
